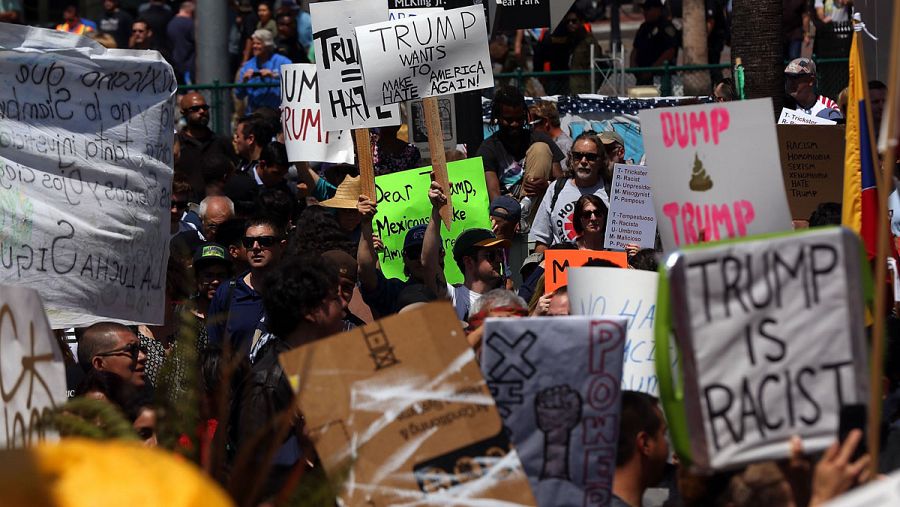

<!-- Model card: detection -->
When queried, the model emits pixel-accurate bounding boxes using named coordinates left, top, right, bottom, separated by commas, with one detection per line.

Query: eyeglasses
left=478, top=249, right=503, bottom=262
left=171, top=200, right=188, bottom=210
left=242, top=235, right=281, bottom=248
left=571, top=151, right=599, bottom=162
left=94, top=342, right=147, bottom=361
left=185, top=104, right=210, bottom=113
left=581, top=209, right=605, bottom=219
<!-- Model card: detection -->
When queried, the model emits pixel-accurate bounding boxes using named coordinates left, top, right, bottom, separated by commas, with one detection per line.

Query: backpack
left=548, top=177, right=570, bottom=212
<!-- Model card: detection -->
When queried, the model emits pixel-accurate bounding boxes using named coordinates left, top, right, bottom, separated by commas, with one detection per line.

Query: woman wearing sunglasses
left=572, top=194, right=609, bottom=251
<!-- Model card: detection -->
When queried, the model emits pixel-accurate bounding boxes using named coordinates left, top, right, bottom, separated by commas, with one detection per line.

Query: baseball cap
left=322, top=250, right=358, bottom=283
left=453, top=228, right=511, bottom=262
left=642, top=0, right=664, bottom=9
left=599, top=130, right=625, bottom=146
left=490, top=195, right=522, bottom=223
left=193, top=243, right=230, bottom=270
left=784, top=57, right=816, bottom=77
left=403, top=224, right=427, bottom=252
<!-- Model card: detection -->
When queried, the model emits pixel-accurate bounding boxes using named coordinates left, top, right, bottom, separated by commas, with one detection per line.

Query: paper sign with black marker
left=604, top=163, right=657, bottom=250
left=568, top=267, right=677, bottom=397
left=0, top=25, right=175, bottom=328
left=355, top=5, right=494, bottom=106
left=655, top=227, right=869, bottom=472
left=310, top=0, right=401, bottom=131
left=279, top=63, right=354, bottom=163
left=481, top=316, right=626, bottom=507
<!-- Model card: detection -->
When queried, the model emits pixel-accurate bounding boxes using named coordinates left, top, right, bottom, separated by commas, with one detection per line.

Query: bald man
left=176, top=92, right=236, bottom=200
left=77, top=322, right=148, bottom=388
left=199, top=195, right=235, bottom=243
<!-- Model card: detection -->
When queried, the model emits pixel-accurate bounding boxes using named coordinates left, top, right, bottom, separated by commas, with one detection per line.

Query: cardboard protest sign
left=408, top=96, right=457, bottom=158
left=0, top=285, right=67, bottom=448
left=543, top=250, right=628, bottom=294
left=568, top=267, right=676, bottom=396
left=374, top=158, right=491, bottom=285
left=310, top=0, right=402, bottom=131
left=604, top=164, right=657, bottom=250
left=777, top=125, right=845, bottom=220
left=821, top=468, right=900, bottom=506
left=355, top=5, right=494, bottom=106
left=656, top=227, right=869, bottom=472
left=0, top=25, right=175, bottom=328
left=640, top=99, right=793, bottom=251
left=279, top=302, right=536, bottom=506
left=481, top=316, right=626, bottom=506
left=778, top=108, right=837, bottom=125
left=279, top=64, right=354, bottom=163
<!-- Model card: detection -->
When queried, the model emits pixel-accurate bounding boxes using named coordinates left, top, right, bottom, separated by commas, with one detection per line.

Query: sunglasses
left=94, top=342, right=147, bottom=361
left=242, top=235, right=282, bottom=248
left=571, top=151, right=599, bottom=162
left=171, top=200, right=188, bottom=210
left=185, top=104, right=210, bottom=113
left=478, top=249, right=503, bottom=262
left=404, top=246, right=422, bottom=260
left=581, top=209, right=605, bottom=219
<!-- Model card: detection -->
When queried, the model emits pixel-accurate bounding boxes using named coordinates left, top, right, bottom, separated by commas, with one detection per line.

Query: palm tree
left=731, top=0, right=784, bottom=114
left=682, top=0, right=711, bottom=95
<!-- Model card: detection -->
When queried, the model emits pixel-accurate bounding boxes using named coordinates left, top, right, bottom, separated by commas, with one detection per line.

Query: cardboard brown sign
left=279, top=302, right=536, bottom=506
left=777, top=125, right=845, bottom=220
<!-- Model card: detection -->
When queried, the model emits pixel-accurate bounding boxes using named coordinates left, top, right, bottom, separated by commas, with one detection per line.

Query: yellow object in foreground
left=0, top=438, right=233, bottom=507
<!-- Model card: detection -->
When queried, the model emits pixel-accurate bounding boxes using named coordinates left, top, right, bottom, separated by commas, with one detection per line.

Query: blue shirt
left=206, top=272, right=265, bottom=353
left=236, top=53, right=292, bottom=113
left=297, top=11, right=312, bottom=51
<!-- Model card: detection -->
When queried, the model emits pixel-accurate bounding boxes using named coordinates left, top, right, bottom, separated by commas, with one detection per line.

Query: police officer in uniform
left=631, top=0, right=679, bottom=86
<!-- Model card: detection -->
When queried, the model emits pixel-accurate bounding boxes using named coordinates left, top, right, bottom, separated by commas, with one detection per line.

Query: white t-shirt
left=528, top=178, right=609, bottom=246
left=814, top=0, right=851, bottom=23
left=446, top=283, right=482, bottom=321
left=889, top=190, right=900, bottom=237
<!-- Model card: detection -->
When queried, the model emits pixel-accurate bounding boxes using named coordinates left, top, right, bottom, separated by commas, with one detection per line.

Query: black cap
left=193, top=243, right=231, bottom=271
left=452, top=228, right=511, bottom=262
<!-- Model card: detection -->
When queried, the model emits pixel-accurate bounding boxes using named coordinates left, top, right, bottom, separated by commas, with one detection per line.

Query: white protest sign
left=568, top=267, right=673, bottom=396
left=639, top=98, right=792, bottom=251
left=822, top=469, right=900, bottom=506
left=604, top=163, right=657, bottom=250
left=279, top=63, right=354, bottom=164
left=355, top=5, right=494, bottom=106
left=778, top=107, right=837, bottom=125
left=0, top=285, right=67, bottom=448
left=310, top=0, right=401, bottom=131
left=389, top=8, right=444, bottom=20
left=663, top=227, right=868, bottom=471
left=481, top=316, right=626, bottom=507
left=0, top=25, right=175, bottom=329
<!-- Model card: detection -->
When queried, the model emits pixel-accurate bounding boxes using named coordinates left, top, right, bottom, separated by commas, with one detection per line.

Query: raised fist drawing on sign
left=535, top=384, right=582, bottom=481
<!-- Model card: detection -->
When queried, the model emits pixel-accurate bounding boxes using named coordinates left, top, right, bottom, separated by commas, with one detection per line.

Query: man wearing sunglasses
left=529, top=132, right=610, bottom=253
left=176, top=92, right=236, bottom=200
left=207, top=216, right=287, bottom=353
left=77, top=322, right=148, bottom=388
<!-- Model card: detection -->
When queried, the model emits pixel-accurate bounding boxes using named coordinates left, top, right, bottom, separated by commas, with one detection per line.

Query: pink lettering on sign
left=660, top=108, right=731, bottom=148
left=661, top=200, right=756, bottom=246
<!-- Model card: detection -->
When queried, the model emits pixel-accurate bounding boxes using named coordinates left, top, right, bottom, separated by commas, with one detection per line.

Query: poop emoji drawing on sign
left=689, top=153, right=713, bottom=192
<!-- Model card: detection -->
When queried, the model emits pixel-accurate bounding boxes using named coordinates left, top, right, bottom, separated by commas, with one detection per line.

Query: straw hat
left=320, top=175, right=360, bottom=209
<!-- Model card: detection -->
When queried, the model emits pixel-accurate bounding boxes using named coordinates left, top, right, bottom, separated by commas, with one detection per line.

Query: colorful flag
left=841, top=25, right=880, bottom=259
left=877, top=3, right=900, bottom=160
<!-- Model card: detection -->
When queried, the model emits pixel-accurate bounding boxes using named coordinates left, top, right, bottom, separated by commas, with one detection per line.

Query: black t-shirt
left=100, top=9, right=133, bottom=49
left=142, top=4, right=173, bottom=51
left=476, top=130, right=565, bottom=194
left=633, top=19, right=679, bottom=67
left=275, top=37, right=309, bottom=64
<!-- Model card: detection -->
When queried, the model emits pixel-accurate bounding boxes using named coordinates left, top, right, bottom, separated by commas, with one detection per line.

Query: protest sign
left=604, top=164, right=657, bottom=250
left=355, top=5, right=494, bottom=106
left=389, top=7, right=444, bottom=20
left=408, top=96, right=457, bottom=158
left=279, top=63, right=354, bottom=164
left=0, top=25, right=175, bottom=328
left=279, top=302, right=536, bottom=506
left=822, top=468, right=900, bottom=506
left=310, top=0, right=402, bottom=131
left=777, top=125, right=845, bottom=220
left=490, top=0, right=551, bottom=31
left=543, top=250, right=628, bottom=294
left=0, top=285, right=67, bottom=448
left=656, top=227, right=869, bottom=471
left=374, top=158, right=491, bottom=284
left=778, top=107, right=837, bottom=125
left=640, top=98, right=793, bottom=251
left=568, top=267, right=676, bottom=396
left=481, top=316, right=626, bottom=506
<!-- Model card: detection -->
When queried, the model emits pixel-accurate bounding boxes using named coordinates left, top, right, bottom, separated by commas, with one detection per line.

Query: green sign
left=374, top=157, right=491, bottom=285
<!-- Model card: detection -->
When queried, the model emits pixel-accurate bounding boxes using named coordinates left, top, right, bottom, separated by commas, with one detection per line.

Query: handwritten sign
left=543, top=250, right=628, bottom=294
left=279, top=302, right=536, bottom=506
left=777, top=125, right=845, bottom=220
left=568, top=267, right=676, bottom=396
left=491, top=0, right=551, bottom=31
left=0, top=25, right=175, bottom=328
left=658, top=227, right=869, bottom=471
left=310, top=0, right=402, bottom=131
left=279, top=63, right=354, bottom=164
left=0, top=285, right=66, bottom=448
left=375, top=157, right=491, bottom=285
left=481, top=316, right=626, bottom=507
left=408, top=96, right=457, bottom=158
left=604, top=164, right=657, bottom=250
left=389, top=7, right=444, bottom=20
left=639, top=99, right=792, bottom=251
left=778, top=107, right=837, bottom=126
left=355, top=5, right=494, bottom=106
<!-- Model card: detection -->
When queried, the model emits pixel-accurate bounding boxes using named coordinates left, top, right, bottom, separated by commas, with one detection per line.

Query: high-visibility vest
left=56, top=22, right=94, bottom=35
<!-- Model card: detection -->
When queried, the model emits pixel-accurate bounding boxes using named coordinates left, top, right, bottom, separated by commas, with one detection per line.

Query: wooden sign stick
left=354, top=128, right=376, bottom=201
left=422, top=96, right=453, bottom=230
